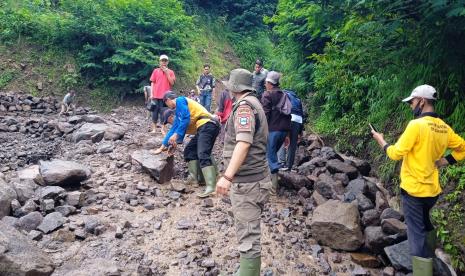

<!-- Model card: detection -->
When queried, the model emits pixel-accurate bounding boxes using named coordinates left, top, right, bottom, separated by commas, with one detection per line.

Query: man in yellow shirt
left=153, top=92, right=220, bottom=197
left=372, top=84, right=465, bottom=276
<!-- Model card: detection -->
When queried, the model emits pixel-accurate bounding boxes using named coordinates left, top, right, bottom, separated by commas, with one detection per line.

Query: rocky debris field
left=0, top=92, right=446, bottom=276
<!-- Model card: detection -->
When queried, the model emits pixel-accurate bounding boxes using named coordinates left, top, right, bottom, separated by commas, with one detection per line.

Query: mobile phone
left=369, top=123, right=378, bottom=132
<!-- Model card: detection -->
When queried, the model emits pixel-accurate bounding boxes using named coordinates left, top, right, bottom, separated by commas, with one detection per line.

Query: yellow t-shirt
left=185, top=98, right=212, bottom=134
left=386, top=114, right=465, bottom=197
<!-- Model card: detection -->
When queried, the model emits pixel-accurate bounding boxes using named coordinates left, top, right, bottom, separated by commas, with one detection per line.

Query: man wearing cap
left=261, top=71, right=291, bottom=193
left=153, top=91, right=219, bottom=198
left=252, top=59, right=268, bottom=100
left=216, top=68, right=271, bottom=276
left=196, top=64, right=216, bottom=112
left=149, top=54, right=176, bottom=133
left=372, top=84, right=465, bottom=276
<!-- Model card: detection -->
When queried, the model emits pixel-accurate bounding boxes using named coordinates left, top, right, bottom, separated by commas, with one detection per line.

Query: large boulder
left=0, top=221, right=54, bottom=275
left=0, top=179, right=17, bottom=219
left=131, top=150, right=174, bottom=183
left=326, top=159, right=358, bottom=180
left=82, top=115, right=105, bottom=124
left=278, top=170, right=313, bottom=190
left=104, top=124, right=126, bottom=141
left=310, top=200, right=364, bottom=251
left=16, top=211, right=43, bottom=232
left=39, top=160, right=91, bottom=186
left=72, top=123, right=107, bottom=143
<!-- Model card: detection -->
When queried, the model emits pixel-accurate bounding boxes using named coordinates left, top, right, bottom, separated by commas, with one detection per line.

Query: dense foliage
left=269, top=0, right=465, bottom=269
left=0, top=0, right=194, bottom=94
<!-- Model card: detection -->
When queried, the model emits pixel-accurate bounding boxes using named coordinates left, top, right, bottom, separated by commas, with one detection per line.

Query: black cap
left=162, top=108, right=174, bottom=125
left=163, top=91, right=177, bottom=102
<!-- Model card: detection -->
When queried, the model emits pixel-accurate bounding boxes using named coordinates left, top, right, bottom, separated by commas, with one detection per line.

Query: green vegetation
left=268, top=0, right=465, bottom=270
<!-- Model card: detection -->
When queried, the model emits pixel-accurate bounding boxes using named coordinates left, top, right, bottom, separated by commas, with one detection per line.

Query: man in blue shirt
left=153, top=92, right=220, bottom=197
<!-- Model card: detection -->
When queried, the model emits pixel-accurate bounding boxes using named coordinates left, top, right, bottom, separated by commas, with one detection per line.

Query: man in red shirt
left=150, top=54, right=176, bottom=133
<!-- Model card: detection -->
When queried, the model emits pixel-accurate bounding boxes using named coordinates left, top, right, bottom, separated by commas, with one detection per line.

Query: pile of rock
left=1, top=160, right=91, bottom=240
left=0, top=92, right=59, bottom=113
left=278, top=135, right=410, bottom=273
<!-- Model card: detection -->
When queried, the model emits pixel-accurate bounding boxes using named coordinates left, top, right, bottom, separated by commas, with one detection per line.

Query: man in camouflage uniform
left=216, top=68, right=271, bottom=275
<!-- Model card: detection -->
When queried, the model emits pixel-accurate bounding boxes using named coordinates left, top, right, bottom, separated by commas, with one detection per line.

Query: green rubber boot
left=236, top=257, right=261, bottom=276
left=195, top=161, right=205, bottom=185
left=198, top=165, right=216, bottom=198
left=187, top=160, right=201, bottom=186
left=412, top=256, right=433, bottom=276
left=270, top=173, right=278, bottom=195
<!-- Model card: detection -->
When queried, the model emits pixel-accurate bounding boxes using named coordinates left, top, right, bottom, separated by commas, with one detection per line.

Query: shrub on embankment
left=0, top=0, right=240, bottom=107
left=268, top=0, right=465, bottom=270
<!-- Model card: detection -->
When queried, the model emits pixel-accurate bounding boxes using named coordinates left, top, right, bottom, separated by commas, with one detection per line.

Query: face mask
left=412, top=100, right=423, bottom=118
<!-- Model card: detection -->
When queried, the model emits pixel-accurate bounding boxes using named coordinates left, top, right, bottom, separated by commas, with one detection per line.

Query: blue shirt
left=162, top=97, right=190, bottom=146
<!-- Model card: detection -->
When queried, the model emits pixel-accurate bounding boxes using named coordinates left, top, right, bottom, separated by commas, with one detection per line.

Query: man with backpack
left=279, top=90, right=305, bottom=171
left=261, top=71, right=291, bottom=194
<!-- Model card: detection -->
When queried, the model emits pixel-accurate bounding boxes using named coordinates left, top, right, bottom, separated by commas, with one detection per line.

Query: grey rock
left=39, top=160, right=91, bottom=186
left=11, top=178, right=38, bottom=204
left=202, top=198, right=214, bottom=208
left=17, top=165, right=44, bottom=185
left=16, top=211, right=43, bottom=232
left=66, top=191, right=84, bottom=207
left=177, top=218, right=193, bottom=230
left=28, top=230, right=43, bottom=241
left=168, top=191, right=181, bottom=200
left=200, top=258, right=216, bottom=268
left=1, top=216, right=18, bottom=227
left=68, top=116, right=83, bottom=124
left=319, top=146, right=342, bottom=161
left=37, top=212, right=64, bottom=233
left=375, top=191, right=389, bottom=211
left=380, top=208, right=403, bottom=221
left=297, top=187, right=311, bottom=198
left=0, top=178, right=17, bottom=219
left=310, top=200, right=363, bottom=251
left=0, top=221, right=54, bottom=275
left=37, top=186, right=66, bottom=200
left=364, top=226, right=405, bottom=254
left=384, top=240, right=412, bottom=271
left=356, top=193, right=374, bottom=211
left=82, top=115, right=105, bottom=124
left=344, top=178, right=368, bottom=202
left=326, top=159, right=359, bottom=180
left=56, top=122, right=74, bottom=133
left=55, top=205, right=76, bottom=217
left=278, top=170, right=314, bottom=190
left=341, top=154, right=371, bottom=176
left=315, top=173, right=344, bottom=199
left=381, top=218, right=407, bottom=236
left=84, top=217, right=100, bottom=234
left=72, top=123, right=108, bottom=142
left=91, top=131, right=105, bottom=143
left=131, top=150, right=174, bottom=183
left=361, top=209, right=380, bottom=227
left=97, top=143, right=114, bottom=153
left=40, top=199, right=55, bottom=212
left=104, top=124, right=126, bottom=140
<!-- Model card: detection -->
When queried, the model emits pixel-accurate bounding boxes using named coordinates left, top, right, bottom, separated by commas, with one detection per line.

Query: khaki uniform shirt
left=223, top=93, right=269, bottom=182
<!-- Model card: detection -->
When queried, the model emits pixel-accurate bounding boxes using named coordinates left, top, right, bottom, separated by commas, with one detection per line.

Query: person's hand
left=216, top=177, right=232, bottom=196
left=168, top=133, right=178, bottom=145
left=161, top=66, right=168, bottom=73
left=435, top=157, right=449, bottom=168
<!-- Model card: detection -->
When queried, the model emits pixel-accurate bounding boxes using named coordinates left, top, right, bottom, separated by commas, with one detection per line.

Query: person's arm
left=216, top=90, right=226, bottom=113
left=162, top=118, right=178, bottom=147
left=373, top=121, right=419, bottom=161
left=438, top=127, right=465, bottom=166
left=173, top=97, right=190, bottom=138
left=165, top=69, right=175, bottom=86
left=195, top=76, right=201, bottom=94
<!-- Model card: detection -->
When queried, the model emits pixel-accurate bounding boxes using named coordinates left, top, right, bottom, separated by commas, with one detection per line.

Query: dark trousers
left=401, top=189, right=438, bottom=258
left=151, top=99, right=165, bottom=124
left=266, top=131, right=288, bottom=173
left=287, top=121, right=302, bottom=169
left=184, top=122, right=220, bottom=168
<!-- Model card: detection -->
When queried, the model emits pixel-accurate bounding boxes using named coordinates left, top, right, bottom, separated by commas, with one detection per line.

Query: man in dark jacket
left=261, top=71, right=291, bottom=193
